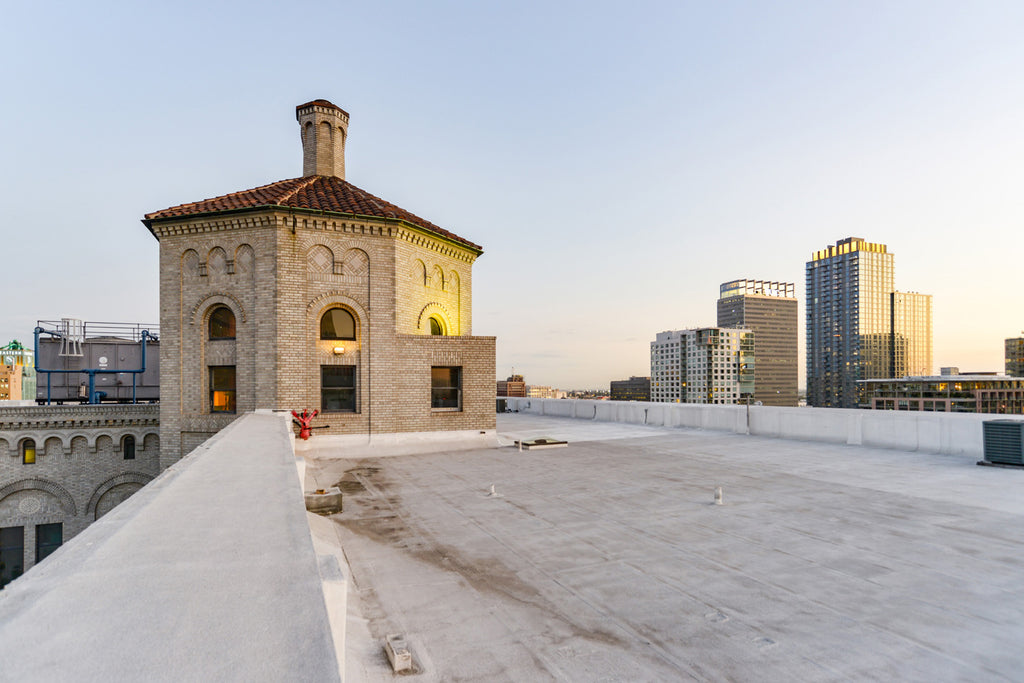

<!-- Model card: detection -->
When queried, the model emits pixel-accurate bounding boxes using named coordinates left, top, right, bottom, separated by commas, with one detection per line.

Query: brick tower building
left=143, top=100, right=495, bottom=466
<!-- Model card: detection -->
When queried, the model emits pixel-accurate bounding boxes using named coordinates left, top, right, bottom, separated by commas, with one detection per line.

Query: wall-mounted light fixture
left=333, top=346, right=345, bottom=355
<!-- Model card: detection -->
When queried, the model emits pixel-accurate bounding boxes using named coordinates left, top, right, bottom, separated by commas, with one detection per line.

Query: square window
left=35, top=523, right=62, bottom=564
left=322, top=365, right=357, bottom=412
left=431, top=366, right=462, bottom=410
left=210, top=366, right=236, bottom=413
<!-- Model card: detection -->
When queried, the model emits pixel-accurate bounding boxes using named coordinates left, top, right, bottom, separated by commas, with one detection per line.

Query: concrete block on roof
left=305, top=487, right=343, bottom=514
left=385, top=634, right=413, bottom=672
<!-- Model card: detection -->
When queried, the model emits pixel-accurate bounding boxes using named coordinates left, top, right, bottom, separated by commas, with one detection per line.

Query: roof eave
left=142, top=204, right=483, bottom=255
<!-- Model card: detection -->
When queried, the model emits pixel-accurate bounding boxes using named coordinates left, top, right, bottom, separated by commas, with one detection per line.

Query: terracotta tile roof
left=296, top=99, right=348, bottom=116
left=143, top=175, right=481, bottom=252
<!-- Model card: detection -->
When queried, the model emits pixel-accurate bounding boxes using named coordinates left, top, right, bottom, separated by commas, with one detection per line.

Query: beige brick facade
left=145, top=101, right=495, bottom=466
left=0, top=365, right=21, bottom=401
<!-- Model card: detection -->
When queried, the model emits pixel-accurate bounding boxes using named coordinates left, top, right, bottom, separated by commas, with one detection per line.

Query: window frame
left=209, top=366, right=237, bottom=414
left=431, top=366, right=462, bottom=411
left=35, top=523, right=62, bottom=564
left=208, top=306, right=236, bottom=340
left=21, top=439, right=36, bottom=465
left=0, top=526, right=25, bottom=588
left=321, top=365, right=357, bottom=413
left=320, top=307, right=356, bottom=341
left=122, top=435, right=136, bottom=460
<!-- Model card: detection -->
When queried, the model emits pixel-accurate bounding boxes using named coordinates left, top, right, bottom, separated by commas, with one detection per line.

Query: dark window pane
left=210, top=366, right=236, bottom=413
left=320, top=308, right=356, bottom=340
left=322, top=365, right=356, bottom=412
left=209, top=306, right=236, bottom=339
left=431, top=366, right=461, bottom=409
left=0, top=526, right=24, bottom=588
left=429, top=318, right=443, bottom=335
left=123, top=435, right=136, bottom=460
left=35, top=523, right=62, bottom=564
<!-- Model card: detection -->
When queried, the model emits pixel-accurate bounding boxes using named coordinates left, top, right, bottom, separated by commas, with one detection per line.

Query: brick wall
left=0, top=404, right=160, bottom=579
left=152, top=210, right=494, bottom=463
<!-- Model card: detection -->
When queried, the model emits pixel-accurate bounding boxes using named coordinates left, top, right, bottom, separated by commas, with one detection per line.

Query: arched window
left=320, top=308, right=356, bottom=340
left=21, top=439, right=36, bottom=465
left=209, top=306, right=236, bottom=340
left=123, top=435, right=136, bottom=460
left=429, top=317, right=444, bottom=336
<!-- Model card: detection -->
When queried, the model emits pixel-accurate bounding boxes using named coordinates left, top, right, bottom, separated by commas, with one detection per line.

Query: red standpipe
left=291, top=409, right=320, bottom=440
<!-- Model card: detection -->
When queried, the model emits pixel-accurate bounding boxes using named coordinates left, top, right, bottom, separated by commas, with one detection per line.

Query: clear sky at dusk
left=2, top=1, right=1022, bottom=389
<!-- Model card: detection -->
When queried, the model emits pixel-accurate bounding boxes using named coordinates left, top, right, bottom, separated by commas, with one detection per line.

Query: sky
left=2, top=1, right=1023, bottom=390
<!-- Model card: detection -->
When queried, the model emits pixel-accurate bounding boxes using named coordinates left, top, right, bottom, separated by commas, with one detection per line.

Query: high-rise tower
left=891, top=291, right=932, bottom=377
left=805, top=237, right=894, bottom=408
left=1006, top=337, right=1024, bottom=377
left=717, top=279, right=798, bottom=406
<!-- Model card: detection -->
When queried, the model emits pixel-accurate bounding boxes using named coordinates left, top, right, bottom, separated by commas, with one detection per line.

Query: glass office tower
left=1007, top=338, right=1024, bottom=377
left=806, top=237, right=894, bottom=408
left=891, top=291, right=933, bottom=378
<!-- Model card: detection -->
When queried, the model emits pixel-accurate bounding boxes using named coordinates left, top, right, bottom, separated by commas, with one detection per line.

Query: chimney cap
left=296, top=99, right=349, bottom=117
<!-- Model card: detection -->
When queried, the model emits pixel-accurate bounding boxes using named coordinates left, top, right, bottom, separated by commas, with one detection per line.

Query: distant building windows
left=321, top=365, right=356, bottom=412
left=429, top=317, right=444, bottom=336
left=210, top=366, right=236, bottom=413
left=321, top=308, right=356, bottom=340
left=431, top=366, right=462, bottom=410
left=35, top=523, right=62, bottom=564
left=0, top=526, right=24, bottom=587
left=123, top=435, right=136, bottom=460
left=209, top=306, right=236, bottom=340
left=21, top=439, right=35, bottom=465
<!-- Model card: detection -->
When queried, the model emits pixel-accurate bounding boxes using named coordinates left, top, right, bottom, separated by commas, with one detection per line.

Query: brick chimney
left=296, top=100, right=350, bottom=179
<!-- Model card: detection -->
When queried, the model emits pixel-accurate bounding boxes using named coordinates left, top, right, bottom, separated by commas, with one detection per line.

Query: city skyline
left=3, top=2, right=1024, bottom=389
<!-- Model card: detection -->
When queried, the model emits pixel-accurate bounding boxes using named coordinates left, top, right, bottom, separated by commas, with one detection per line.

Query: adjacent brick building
left=143, top=100, right=495, bottom=465
left=0, top=404, right=160, bottom=586
left=496, top=374, right=526, bottom=398
left=0, top=366, right=21, bottom=402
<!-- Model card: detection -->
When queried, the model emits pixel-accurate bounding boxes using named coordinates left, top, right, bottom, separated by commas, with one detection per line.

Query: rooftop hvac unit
left=981, top=420, right=1024, bottom=466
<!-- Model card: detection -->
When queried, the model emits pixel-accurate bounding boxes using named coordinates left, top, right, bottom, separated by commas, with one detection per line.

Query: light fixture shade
left=333, top=346, right=345, bottom=355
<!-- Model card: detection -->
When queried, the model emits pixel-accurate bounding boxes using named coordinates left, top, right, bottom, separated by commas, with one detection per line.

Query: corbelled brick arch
left=417, top=302, right=456, bottom=336
left=87, top=472, right=155, bottom=519
left=43, top=437, right=64, bottom=458
left=0, top=479, right=77, bottom=516
left=188, top=292, right=248, bottom=326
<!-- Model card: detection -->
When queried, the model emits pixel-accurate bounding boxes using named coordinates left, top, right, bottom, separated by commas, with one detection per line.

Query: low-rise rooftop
left=312, top=413, right=1024, bottom=680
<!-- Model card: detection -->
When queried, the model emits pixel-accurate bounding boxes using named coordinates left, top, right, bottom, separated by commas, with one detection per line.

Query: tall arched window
left=320, top=308, right=356, bottom=340
left=122, top=435, right=136, bottom=460
left=21, top=439, right=36, bottom=465
left=209, top=306, right=236, bottom=340
left=429, top=317, right=444, bottom=336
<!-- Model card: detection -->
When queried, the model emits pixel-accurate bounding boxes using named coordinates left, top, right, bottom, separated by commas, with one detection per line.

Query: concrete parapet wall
left=504, top=398, right=1023, bottom=458
left=0, top=412, right=342, bottom=681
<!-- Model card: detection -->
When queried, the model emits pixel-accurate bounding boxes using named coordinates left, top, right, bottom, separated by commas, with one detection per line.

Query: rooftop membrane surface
left=309, top=414, right=1024, bottom=682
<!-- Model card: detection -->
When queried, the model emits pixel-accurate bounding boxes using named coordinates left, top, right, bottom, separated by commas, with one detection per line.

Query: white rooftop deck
left=3, top=409, right=1023, bottom=681
left=309, top=413, right=1024, bottom=681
